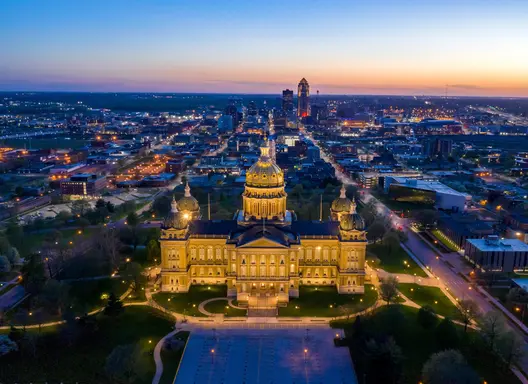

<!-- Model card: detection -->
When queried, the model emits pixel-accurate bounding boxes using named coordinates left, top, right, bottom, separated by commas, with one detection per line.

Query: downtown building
left=297, top=78, right=310, bottom=118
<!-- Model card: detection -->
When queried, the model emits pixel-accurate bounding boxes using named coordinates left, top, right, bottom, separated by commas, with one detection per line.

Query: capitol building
left=159, top=139, right=367, bottom=308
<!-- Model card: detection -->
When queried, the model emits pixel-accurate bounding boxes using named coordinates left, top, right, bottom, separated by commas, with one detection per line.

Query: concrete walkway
left=198, top=297, right=246, bottom=316
left=152, top=322, right=191, bottom=384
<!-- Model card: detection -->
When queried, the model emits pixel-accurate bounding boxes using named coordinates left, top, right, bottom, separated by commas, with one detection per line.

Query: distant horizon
left=1, top=90, right=527, bottom=100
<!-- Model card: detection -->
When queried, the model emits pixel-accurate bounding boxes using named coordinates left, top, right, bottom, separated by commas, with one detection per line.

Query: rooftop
left=390, top=177, right=469, bottom=198
left=466, top=238, right=528, bottom=252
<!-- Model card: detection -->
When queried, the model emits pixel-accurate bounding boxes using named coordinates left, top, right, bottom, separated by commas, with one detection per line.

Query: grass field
left=278, top=285, right=378, bottom=317
left=367, top=243, right=427, bottom=277
left=398, top=283, right=461, bottom=319
left=152, top=285, right=227, bottom=317
left=0, top=306, right=174, bottom=383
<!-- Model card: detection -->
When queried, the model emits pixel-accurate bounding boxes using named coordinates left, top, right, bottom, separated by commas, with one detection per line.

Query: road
left=306, top=130, right=528, bottom=380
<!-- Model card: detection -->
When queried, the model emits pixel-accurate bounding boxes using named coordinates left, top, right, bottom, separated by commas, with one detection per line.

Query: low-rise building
left=60, top=173, right=107, bottom=196
left=465, top=236, right=528, bottom=272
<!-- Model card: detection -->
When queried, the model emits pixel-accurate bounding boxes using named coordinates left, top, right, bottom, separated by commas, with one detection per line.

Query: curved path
left=198, top=297, right=244, bottom=316
left=152, top=326, right=186, bottom=384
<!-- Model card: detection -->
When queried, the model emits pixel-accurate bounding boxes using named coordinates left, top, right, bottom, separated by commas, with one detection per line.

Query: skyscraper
left=297, top=78, right=310, bottom=117
left=282, top=89, right=293, bottom=112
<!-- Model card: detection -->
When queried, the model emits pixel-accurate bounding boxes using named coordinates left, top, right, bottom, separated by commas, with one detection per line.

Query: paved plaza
left=175, top=328, right=357, bottom=384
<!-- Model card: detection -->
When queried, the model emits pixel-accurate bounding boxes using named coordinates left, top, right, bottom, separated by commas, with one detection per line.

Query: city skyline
left=1, top=0, right=528, bottom=97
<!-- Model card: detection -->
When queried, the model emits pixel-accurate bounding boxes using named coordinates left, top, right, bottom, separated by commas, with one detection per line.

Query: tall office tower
left=224, top=104, right=239, bottom=126
left=297, top=78, right=310, bottom=117
left=282, top=89, right=294, bottom=112
left=247, top=101, right=258, bottom=116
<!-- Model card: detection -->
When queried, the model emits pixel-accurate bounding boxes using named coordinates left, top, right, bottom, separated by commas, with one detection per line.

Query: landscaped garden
left=203, top=299, right=247, bottom=317
left=334, top=305, right=520, bottom=384
left=0, top=306, right=174, bottom=383
left=152, top=285, right=228, bottom=317
left=431, top=229, right=460, bottom=252
left=398, top=283, right=461, bottom=319
left=278, top=284, right=378, bottom=317
left=367, top=243, right=427, bottom=277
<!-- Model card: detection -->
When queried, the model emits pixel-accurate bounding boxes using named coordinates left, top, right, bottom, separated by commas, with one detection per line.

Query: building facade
left=297, top=78, right=310, bottom=118
left=282, top=89, right=294, bottom=113
left=465, top=235, right=528, bottom=272
left=159, top=140, right=367, bottom=308
left=60, top=173, right=107, bottom=196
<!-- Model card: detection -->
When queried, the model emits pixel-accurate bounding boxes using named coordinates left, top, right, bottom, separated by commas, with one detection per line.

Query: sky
left=1, top=0, right=528, bottom=96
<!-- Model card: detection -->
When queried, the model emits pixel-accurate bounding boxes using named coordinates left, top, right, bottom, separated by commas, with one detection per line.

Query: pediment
left=237, top=237, right=288, bottom=248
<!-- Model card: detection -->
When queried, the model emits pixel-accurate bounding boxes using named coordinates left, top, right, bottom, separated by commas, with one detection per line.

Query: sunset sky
left=1, top=0, right=527, bottom=96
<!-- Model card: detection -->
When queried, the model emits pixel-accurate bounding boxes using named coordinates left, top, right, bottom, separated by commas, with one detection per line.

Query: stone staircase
left=247, top=307, right=278, bottom=317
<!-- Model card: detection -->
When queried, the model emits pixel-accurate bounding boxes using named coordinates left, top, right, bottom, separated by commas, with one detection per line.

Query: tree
left=71, top=199, right=91, bottom=217
left=496, top=331, right=525, bottom=367
left=380, top=276, right=399, bottom=305
left=104, top=293, right=124, bottom=316
left=364, top=337, right=403, bottom=383
left=6, top=247, right=21, bottom=266
left=367, top=220, right=387, bottom=242
left=123, top=262, right=143, bottom=292
left=0, top=236, right=10, bottom=255
left=480, top=311, right=504, bottom=351
left=413, top=209, right=438, bottom=227
left=382, top=231, right=400, bottom=256
left=422, top=350, right=479, bottom=384
left=77, top=217, right=90, bottom=230
left=0, top=255, right=11, bottom=273
left=39, top=279, right=69, bottom=316
left=105, top=343, right=148, bottom=383
left=458, top=300, right=478, bottom=333
left=0, top=335, right=18, bottom=357
left=99, top=227, right=121, bottom=272
left=95, top=198, right=106, bottom=209
left=507, top=287, right=528, bottom=322
left=152, top=195, right=171, bottom=217
left=417, top=305, right=438, bottom=329
left=21, top=253, right=47, bottom=297
left=435, top=318, right=459, bottom=350
left=56, top=210, right=72, bottom=225
left=146, top=239, right=160, bottom=263
left=126, top=212, right=140, bottom=250
left=5, top=222, right=23, bottom=250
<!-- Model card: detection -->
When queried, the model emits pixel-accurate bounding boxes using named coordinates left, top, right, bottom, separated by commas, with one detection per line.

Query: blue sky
left=1, top=0, right=527, bottom=95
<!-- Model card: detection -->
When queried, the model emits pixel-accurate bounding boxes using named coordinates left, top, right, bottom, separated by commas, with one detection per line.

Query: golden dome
left=331, top=185, right=354, bottom=213
left=164, top=197, right=188, bottom=230
left=340, top=213, right=365, bottom=231
left=177, top=183, right=200, bottom=212
left=246, top=139, right=284, bottom=188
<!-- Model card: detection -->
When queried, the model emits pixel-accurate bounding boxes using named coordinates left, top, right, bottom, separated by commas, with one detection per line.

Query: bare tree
left=458, top=300, right=479, bottom=332
left=380, top=276, right=399, bottom=305
left=99, top=226, right=121, bottom=272
left=480, top=311, right=504, bottom=351
left=497, top=331, right=525, bottom=368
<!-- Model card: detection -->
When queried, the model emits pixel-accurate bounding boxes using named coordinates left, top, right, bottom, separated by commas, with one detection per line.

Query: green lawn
left=0, top=306, right=174, bottom=383
left=21, top=228, right=97, bottom=258
left=159, top=331, right=190, bottom=384
left=367, top=243, right=427, bottom=277
left=336, top=305, right=519, bottom=384
left=431, top=229, right=460, bottom=252
left=66, top=278, right=130, bottom=312
left=203, top=299, right=247, bottom=317
left=398, top=283, right=461, bottom=319
left=278, top=285, right=378, bottom=317
left=152, top=285, right=227, bottom=317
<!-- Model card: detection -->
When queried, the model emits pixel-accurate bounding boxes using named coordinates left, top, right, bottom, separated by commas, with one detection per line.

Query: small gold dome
left=331, top=185, right=354, bottom=213
left=246, top=139, right=284, bottom=188
left=164, top=197, right=189, bottom=229
left=340, top=213, right=365, bottom=231
left=177, top=183, right=200, bottom=212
